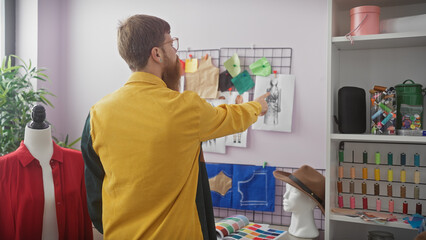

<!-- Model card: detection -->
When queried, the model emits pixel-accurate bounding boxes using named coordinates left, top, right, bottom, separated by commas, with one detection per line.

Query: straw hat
left=273, top=165, right=325, bottom=214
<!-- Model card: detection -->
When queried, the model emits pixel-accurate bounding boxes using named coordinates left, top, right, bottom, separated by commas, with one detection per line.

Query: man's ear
left=151, top=47, right=162, bottom=63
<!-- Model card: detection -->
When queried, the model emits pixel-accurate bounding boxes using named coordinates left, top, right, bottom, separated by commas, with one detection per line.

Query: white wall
left=33, top=0, right=328, bottom=169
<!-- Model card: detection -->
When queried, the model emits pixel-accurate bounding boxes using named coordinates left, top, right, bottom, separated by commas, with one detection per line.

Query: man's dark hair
left=117, top=15, right=170, bottom=71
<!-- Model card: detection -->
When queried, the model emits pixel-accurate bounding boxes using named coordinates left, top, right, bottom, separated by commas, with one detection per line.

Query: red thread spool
left=403, top=201, right=408, bottom=214
left=416, top=203, right=422, bottom=215
left=363, top=196, right=368, bottom=210
left=338, top=195, right=344, bottom=208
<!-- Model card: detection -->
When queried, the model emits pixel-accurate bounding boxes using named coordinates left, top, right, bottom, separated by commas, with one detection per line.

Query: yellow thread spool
left=375, top=168, right=380, bottom=181
left=388, top=168, right=393, bottom=182
left=400, top=169, right=406, bottom=183
left=363, top=167, right=368, bottom=180
left=414, top=170, right=420, bottom=184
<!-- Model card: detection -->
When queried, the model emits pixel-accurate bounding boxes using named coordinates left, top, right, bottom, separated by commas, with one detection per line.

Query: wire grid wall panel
left=177, top=49, right=220, bottom=68
left=220, top=48, right=293, bottom=101
left=213, top=167, right=325, bottom=231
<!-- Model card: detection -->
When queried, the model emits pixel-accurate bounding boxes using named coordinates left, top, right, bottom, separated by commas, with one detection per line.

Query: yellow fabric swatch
left=185, top=58, right=198, bottom=73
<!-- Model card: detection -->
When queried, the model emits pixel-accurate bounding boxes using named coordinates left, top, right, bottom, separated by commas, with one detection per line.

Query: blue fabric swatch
left=232, top=165, right=276, bottom=212
left=206, top=163, right=233, bottom=208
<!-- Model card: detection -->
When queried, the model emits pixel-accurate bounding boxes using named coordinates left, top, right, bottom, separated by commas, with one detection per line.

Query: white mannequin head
left=283, top=183, right=319, bottom=238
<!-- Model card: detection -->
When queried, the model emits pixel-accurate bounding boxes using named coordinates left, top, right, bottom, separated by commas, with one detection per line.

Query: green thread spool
left=339, top=149, right=344, bottom=163
left=388, top=152, right=393, bottom=165
left=379, top=103, right=392, bottom=113
left=363, top=151, right=368, bottom=164
left=375, top=152, right=381, bottom=165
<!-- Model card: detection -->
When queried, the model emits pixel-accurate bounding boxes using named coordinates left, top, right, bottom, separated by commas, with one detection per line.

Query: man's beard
left=162, top=55, right=181, bottom=91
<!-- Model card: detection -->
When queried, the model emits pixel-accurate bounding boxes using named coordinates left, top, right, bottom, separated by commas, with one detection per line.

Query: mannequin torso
left=24, top=125, right=59, bottom=240
left=283, top=183, right=319, bottom=239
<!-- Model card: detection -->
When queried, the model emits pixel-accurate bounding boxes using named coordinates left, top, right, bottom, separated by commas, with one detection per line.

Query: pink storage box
left=350, top=6, right=380, bottom=36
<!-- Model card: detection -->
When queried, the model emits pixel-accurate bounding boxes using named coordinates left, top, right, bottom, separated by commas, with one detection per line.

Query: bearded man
left=81, top=14, right=269, bottom=240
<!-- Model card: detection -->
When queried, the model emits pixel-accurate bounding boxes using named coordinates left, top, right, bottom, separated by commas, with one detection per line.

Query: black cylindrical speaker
left=336, top=86, right=366, bottom=133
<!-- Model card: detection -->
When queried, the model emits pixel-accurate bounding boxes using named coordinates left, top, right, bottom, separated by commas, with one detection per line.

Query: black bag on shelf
left=335, top=86, right=366, bottom=133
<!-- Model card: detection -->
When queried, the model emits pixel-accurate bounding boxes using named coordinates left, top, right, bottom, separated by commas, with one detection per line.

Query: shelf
left=334, top=0, right=426, bottom=10
left=330, top=134, right=426, bottom=144
left=332, top=32, right=426, bottom=50
left=330, top=213, right=415, bottom=230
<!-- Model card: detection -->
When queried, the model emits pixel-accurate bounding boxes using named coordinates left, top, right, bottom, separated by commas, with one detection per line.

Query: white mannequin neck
left=284, top=183, right=319, bottom=238
left=288, top=207, right=318, bottom=238
left=23, top=125, right=58, bottom=239
left=23, top=125, right=53, bottom=163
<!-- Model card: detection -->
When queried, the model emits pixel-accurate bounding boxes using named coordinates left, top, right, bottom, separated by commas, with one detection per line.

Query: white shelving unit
left=326, top=0, right=426, bottom=239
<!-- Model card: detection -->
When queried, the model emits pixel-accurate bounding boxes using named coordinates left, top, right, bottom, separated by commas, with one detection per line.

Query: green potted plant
left=0, top=55, right=79, bottom=156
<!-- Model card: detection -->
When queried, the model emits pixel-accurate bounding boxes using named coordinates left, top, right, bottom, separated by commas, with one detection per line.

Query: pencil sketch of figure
left=264, top=77, right=281, bottom=125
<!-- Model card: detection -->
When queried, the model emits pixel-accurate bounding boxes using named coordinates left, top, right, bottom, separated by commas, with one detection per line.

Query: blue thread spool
left=414, top=153, right=420, bottom=167
left=401, top=153, right=406, bottom=166
left=381, top=113, right=393, bottom=125
left=371, top=109, right=383, bottom=120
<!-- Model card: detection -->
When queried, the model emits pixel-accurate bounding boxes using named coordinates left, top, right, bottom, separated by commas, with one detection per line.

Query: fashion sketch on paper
left=252, top=74, right=295, bottom=132
left=202, top=99, right=227, bottom=154
left=264, top=77, right=281, bottom=125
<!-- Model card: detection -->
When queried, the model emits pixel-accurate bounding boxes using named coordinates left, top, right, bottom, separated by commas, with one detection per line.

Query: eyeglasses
left=161, top=37, right=179, bottom=51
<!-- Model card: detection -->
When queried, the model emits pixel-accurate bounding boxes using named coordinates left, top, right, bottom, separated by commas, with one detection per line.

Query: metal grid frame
left=219, top=47, right=293, bottom=100
left=213, top=167, right=325, bottom=231
left=177, top=49, right=220, bottom=68
left=178, top=47, right=293, bottom=101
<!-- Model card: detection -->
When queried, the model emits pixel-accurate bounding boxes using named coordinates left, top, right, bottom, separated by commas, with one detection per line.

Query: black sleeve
left=81, top=113, right=105, bottom=234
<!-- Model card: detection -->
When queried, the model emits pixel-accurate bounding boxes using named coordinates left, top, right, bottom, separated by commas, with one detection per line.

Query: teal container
left=395, top=79, right=426, bottom=130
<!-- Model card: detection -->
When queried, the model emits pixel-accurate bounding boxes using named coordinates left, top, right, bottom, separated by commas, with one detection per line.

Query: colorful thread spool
left=400, top=169, right=406, bottom=183
left=339, top=149, right=344, bottom=163
left=363, top=167, right=368, bottom=180
left=338, top=195, right=344, bottom=208
left=339, top=166, right=344, bottom=179
left=362, top=182, right=367, bottom=195
left=401, top=185, right=406, bottom=198
left=350, top=166, right=355, bottom=179
left=387, top=168, right=393, bottom=182
left=387, top=152, right=393, bottom=165
left=375, top=152, right=381, bottom=165
left=389, top=199, right=394, bottom=213
left=363, top=151, right=368, bottom=164
left=379, top=103, right=391, bottom=113
left=337, top=180, right=343, bottom=193
left=403, top=201, right=408, bottom=214
left=414, top=186, right=420, bottom=200
left=374, top=183, right=380, bottom=196
left=387, top=184, right=392, bottom=197
left=363, top=196, right=368, bottom=210
left=350, top=196, right=355, bottom=209
left=414, top=153, right=420, bottom=167
left=414, top=170, right=420, bottom=184
left=371, top=109, right=383, bottom=120
left=381, top=113, right=392, bottom=125
left=375, top=168, right=380, bottom=181
left=401, top=153, right=406, bottom=166
left=349, top=181, right=354, bottom=194
left=376, top=198, right=381, bottom=212
left=416, top=203, right=422, bottom=215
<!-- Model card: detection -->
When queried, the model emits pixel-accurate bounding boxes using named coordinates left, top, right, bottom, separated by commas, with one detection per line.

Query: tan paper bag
left=185, top=56, right=219, bottom=99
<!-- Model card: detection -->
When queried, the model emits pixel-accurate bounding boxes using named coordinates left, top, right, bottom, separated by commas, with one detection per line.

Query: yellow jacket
left=81, top=72, right=261, bottom=239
